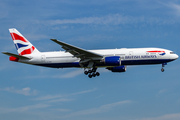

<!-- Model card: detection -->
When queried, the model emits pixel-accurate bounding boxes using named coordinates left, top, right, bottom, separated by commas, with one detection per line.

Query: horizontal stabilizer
left=2, top=52, right=31, bottom=60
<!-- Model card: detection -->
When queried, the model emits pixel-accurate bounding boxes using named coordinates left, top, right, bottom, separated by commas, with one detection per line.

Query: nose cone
left=170, top=53, right=179, bottom=60
left=175, top=54, right=179, bottom=59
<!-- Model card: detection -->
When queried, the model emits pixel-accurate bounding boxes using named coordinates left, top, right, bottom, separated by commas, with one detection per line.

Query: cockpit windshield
left=170, top=52, right=175, bottom=54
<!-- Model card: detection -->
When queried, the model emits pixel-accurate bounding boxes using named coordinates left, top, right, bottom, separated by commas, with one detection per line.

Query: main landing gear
left=84, top=68, right=100, bottom=78
left=161, top=63, right=167, bottom=72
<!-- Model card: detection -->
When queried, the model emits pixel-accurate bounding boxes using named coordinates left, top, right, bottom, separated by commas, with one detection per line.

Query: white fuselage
left=5, top=28, right=178, bottom=77
left=19, top=47, right=178, bottom=68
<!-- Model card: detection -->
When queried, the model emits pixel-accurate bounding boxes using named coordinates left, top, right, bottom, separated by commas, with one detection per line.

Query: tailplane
left=9, top=28, right=40, bottom=55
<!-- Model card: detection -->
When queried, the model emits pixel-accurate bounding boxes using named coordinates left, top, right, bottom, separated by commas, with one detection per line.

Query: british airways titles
left=125, top=55, right=157, bottom=59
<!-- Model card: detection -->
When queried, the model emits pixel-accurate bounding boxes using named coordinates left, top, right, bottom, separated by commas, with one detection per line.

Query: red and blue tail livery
left=2, top=28, right=179, bottom=78
left=9, top=28, right=39, bottom=55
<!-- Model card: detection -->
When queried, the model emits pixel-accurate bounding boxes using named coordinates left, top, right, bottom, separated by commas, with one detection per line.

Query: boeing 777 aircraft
left=2, top=28, right=179, bottom=78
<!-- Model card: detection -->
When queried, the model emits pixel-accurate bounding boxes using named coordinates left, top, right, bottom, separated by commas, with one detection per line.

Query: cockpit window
left=170, top=52, right=174, bottom=54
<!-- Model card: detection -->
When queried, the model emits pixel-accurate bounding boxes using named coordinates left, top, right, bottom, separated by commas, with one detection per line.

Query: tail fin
left=9, top=28, right=40, bottom=55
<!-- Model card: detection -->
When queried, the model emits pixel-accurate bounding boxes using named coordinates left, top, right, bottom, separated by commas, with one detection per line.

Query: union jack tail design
left=9, top=28, right=40, bottom=55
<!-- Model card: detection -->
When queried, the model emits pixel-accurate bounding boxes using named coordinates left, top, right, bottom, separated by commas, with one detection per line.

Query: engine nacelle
left=103, top=56, right=121, bottom=66
left=107, top=65, right=126, bottom=72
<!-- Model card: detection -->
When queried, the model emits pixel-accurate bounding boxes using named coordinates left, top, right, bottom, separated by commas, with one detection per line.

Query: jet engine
left=103, top=56, right=121, bottom=66
left=106, top=65, right=126, bottom=72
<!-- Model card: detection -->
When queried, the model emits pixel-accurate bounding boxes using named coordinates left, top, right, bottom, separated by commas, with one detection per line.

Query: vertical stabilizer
left=9, top=28, right=40, bottom=55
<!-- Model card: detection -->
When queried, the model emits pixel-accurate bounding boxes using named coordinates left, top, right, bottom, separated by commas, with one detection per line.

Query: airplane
left=2, top=28, right=179, bottom=78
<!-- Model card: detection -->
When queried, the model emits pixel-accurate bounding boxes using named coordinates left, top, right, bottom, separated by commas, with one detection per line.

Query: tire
left=84, top=71, right=88, bottom=75
left=88, top=74, right=92, bottom=78
left=92, top=73, right=96, bottom=77
left=96, top=72, right=100, bottom=76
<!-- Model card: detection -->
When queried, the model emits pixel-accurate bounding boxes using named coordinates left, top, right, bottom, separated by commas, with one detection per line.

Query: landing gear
left=84, top=68, right=100, bottom=78
left=96, top=72, right=100, bottom=76
left=161, top=63, right=167, bottom=72
left=84, top=71, right=88, bottom=75
left=88, top=74, right=92, bottom=78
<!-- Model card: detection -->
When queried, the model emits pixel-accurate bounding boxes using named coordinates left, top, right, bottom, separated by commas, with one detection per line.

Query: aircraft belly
left=33, top=57, right=80, bottom=68
left=121, top=59, right=173, bottom=65
left=34, top=62, right=80, bottom=68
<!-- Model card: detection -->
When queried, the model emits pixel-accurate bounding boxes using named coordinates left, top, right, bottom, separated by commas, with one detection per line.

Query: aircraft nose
left=175, top=54, right=179, bottom=59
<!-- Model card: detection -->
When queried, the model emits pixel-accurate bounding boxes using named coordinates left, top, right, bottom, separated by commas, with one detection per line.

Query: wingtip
left=50, top=39, right=57, bottom=41
left=2, top=52, right=7, bottom=54
left=2, top=52, right=12, bottom=55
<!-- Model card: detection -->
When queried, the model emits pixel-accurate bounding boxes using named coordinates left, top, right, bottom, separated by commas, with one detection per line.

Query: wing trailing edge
left=50, top=39, right=103, bottom=59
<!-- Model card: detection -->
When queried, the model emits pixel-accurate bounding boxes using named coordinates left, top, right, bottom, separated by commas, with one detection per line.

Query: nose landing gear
left=161, top=63, right=167, bottom=72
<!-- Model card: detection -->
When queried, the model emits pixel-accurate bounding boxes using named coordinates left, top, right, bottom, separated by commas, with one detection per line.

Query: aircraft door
left=41, top=55, right=46, bottom=62
left=129, top=51, right=133, bottom=56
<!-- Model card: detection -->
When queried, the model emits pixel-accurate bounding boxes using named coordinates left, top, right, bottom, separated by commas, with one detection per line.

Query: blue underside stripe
left=34, top=59, right=174, bottom=68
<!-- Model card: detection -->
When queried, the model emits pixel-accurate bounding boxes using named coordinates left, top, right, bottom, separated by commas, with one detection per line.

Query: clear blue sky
left=0, top=0, right=180, bottom=120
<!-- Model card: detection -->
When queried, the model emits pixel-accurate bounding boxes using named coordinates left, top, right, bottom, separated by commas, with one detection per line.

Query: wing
left=2, top=52, right=31, bottom=60
left=51, top=39, right=103, bottom=59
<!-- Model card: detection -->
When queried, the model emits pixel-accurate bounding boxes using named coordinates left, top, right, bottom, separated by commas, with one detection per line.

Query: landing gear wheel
left=88, top=74, right=92, bottom=78
left=84, top=71, right=88, bottom=75
left=96, top=72, right=100, bottom=76
left=92, top=73, right=96, bottom=77
left=161, top=68, right=164, bottom=72
left=86, top=67, right=100, bottom=78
